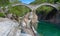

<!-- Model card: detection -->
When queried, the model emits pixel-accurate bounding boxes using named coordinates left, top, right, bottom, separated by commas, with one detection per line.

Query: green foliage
left=30, top=0, right=60, bottom=4
left=0, top=0, right=10, bottom=6
left=36, top=6, right=53, bottom=14
left=9, top=0, right=21, bottom=4
left=0, top=13, right=5, bottom=17
left=9, top=5, right=31, bottom=17
left=0, top=0, right=20, bottom=6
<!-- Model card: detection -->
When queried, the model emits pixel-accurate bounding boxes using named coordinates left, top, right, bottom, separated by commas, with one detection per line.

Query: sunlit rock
left=0, top=17, right=21, bottom=36
left=20, top=12, right=38, bottom=36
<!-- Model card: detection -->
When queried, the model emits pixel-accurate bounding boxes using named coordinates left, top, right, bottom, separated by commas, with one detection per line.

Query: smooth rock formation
left=0, top=18, right=21, bottom=36
left=21, top=12, right=38, bottom=36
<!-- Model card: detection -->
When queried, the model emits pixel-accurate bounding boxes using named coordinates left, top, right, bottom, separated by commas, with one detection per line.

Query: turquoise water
left=37, top=21, right=60, bottom=36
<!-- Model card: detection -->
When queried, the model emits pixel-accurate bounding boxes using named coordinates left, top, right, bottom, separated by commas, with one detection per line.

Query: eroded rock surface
left=0, top=17, right=21, bottom=36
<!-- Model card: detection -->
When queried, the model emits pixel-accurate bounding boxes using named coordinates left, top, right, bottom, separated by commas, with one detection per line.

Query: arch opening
left=7, top=5, right=31, bottom=17
left=36, top=5, right=59, bottom=23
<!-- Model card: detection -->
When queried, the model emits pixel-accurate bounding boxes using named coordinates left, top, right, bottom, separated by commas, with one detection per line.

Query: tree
left=0, top=0, right=20, bottom=6
left=8, top=5, right=31, bottom=17
left=0, top=0, right=9, bottom=6
left=30, top=0, right=60, bottom=4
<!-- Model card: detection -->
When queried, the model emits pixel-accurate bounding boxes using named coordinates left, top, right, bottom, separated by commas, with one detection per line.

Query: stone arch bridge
left=0, top=3, right=60, bottom=23
left=4, top=3, right=60, bottom=12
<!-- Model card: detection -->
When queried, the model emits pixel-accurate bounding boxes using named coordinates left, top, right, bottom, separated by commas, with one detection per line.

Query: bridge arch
left=35, top=3, right=59, bottom=11
left=4, top=3, right=32, bottom=17
left=35, top=3, right=59, bottom=21
left=5, top=3, right=32, bottom=12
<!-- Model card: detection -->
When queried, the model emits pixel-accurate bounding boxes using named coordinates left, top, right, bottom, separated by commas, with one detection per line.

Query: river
left=36, top=21, right=60, bottom=36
